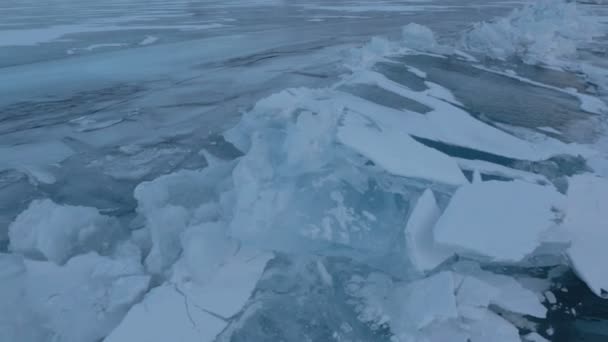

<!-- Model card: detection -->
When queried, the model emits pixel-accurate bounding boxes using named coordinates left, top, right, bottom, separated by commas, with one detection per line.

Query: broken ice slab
left=392, top=271, right=459, bottom=331
left=404, top=189, right=453, bottom=273
left=104, top=285, right=227, bottom=342
left=563, top=174, right=608, bottom=298
left=454, top=157, right=550, bottom=185
left=348, top=268, right=545, bottom=342
left=24, top=253, right=150, bottom=342
left=433, top=180, right=564, bottom=262
left=342, top=70, right=588, bottom=161
left=174, top=246, right=274, bottom=319
left=337, top=110, right=467, bottom=186
left=107, top=244, right=272, bottom=342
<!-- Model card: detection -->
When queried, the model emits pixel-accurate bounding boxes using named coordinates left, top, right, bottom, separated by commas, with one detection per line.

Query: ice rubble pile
left=1, top=160, right=274, bottom=342
left=222, top=62, right=608, bottom=339
left=358, top=1, right=604, bottom=68
left=347, top=268, right=547, bottom=342
left=460, top=0, right=602, bottom=66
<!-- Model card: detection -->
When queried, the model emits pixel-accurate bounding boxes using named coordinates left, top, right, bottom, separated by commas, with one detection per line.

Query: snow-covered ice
left=434, top=180, right=564, bottom=262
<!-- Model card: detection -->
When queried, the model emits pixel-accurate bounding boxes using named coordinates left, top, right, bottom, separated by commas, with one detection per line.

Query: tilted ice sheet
left=337, top=109, right=467, bottom=186
left=341, top=70, right=573, bottom=161
left=403, top=189, right=453, bottom=273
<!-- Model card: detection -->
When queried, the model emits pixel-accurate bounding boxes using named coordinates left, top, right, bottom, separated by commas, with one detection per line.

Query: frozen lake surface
left=1, top=0, right=608, bottom=341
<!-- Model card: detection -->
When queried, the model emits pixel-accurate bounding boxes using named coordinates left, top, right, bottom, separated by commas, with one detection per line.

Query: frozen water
left=0, top=251, right=150, bottom=342
left=404, top=189, right=454, bottom=273
left=563, top=174, right=608, bottom=297
left=337, top=109, right=467, bottom=186
left=133, top=160, right=235, bottom=274
left=1, top=0, right=608, bottom=341
left=348, top=267, right=547, bottom=341
left=434, top=180, right=564, bottom=262
left=461, top=0, right=603, bottom=66
left=9, top=199, right=121, bottom=264
left=104, top=285, right=228, bottom=342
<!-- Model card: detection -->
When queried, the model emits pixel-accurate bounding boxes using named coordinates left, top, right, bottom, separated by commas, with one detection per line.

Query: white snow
left=337, top=111, right=467, bottom=186
left=9, top=199, right=120, bottom=264
left=563, top=174, right=608, bottom=297
left=434, top=180, right=564, bottom=262
left=404, top=189, right=454, bottom=273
